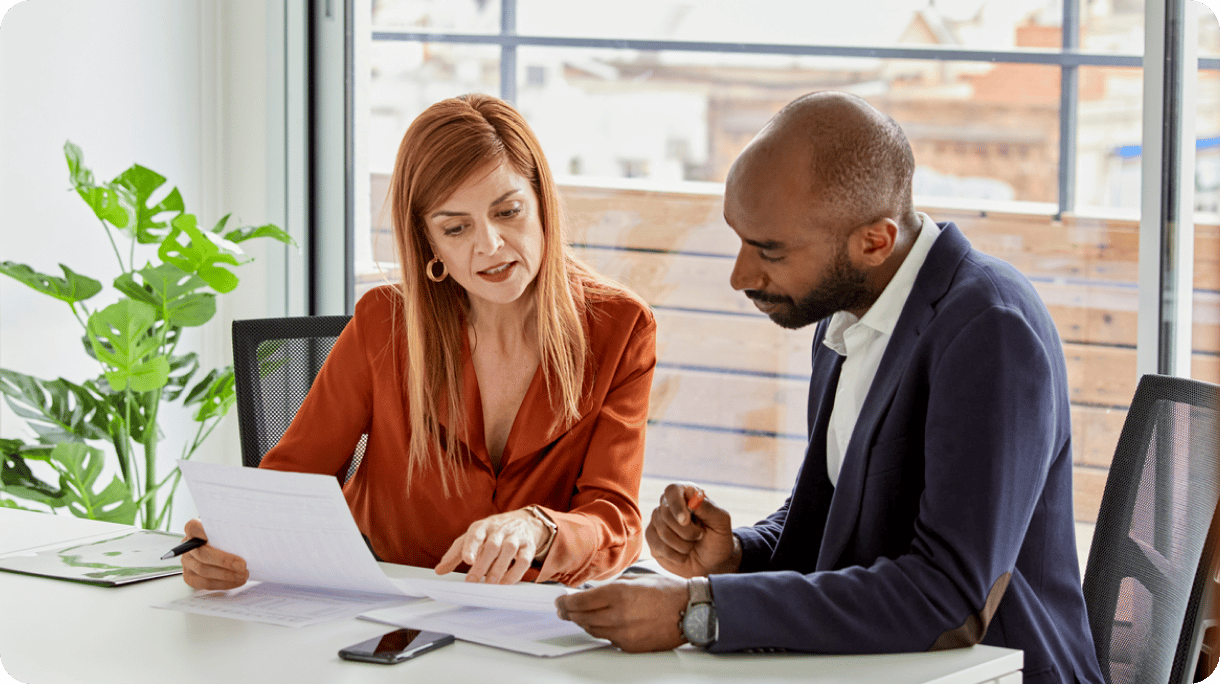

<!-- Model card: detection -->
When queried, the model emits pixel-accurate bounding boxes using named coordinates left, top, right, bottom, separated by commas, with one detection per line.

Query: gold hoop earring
left=426, top=256, right=448, bottom=282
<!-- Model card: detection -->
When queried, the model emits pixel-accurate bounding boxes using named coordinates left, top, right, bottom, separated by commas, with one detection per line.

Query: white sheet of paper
left=158, top=581, right=413, bottom=627
left=391, top=576, right=572, bottom=612
left=361, top=601, right=608, bottom=657
left=177, top=460, right=404, bottom=596
left=167, top=460, right=582, bottom=630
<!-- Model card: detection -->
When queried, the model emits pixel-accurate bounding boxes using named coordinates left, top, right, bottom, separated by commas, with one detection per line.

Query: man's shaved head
left=732, top=91, right=918, bottom=236
left=723, top=91, right=924, bottom=328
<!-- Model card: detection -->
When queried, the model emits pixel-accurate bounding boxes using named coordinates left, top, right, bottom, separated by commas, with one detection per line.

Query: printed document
left=361, top=600, right=609, bottom=657
left=156, top=461, right=572, bottom=628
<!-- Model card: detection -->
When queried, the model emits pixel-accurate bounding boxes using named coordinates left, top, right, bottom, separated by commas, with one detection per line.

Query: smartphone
left=338, top=628, right=455, bottom=664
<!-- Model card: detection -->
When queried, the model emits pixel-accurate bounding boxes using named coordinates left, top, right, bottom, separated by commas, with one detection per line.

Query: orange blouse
left=259, top=283, right=656, bottom=585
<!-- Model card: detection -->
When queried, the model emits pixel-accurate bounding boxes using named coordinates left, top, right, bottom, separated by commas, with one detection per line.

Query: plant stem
left=117, top=388, right=137, bottom=499
left=68, top=303, right=87, bottom=331
left=142, top=386, right=162, bottom=529
left=98, top=217, right=126, bottom=272
left=153, top=470, right=182, bottom=529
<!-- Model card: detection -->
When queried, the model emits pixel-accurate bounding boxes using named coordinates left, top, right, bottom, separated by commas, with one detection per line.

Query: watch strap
left=688, top=576, right=713, bottom=604
left=525, top=505, right=558, bottom=561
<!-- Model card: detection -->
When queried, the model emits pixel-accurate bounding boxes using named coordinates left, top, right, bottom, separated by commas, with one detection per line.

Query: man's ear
left=849, top=218, right=899, bottom=268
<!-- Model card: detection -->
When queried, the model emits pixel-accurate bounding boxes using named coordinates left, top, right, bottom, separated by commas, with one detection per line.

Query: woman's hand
left=434, top=509, right=553, bottom=584
left=179, top=518, right=250, bottom=590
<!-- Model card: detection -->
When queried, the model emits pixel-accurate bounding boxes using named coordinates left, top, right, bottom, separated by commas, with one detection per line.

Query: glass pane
left=371, top=0, right=501, bottom=33
left=515, top=46, right=1062, bottom=208
left=1076, top=65, right=1144, bottom=215
left=1195, top=15, right=1220, bottom=393
left=362, top=41, right=503, bottom=300
left=515, top=0, right=1134, bottom=55
left=361, top=21, right=1152, bottom=541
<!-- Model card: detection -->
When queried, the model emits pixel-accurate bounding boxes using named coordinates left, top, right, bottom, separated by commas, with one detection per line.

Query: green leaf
left=255, top=339, right=291, bottom=379
left=64, top=142, right=132, bottom=228
left=111, top=164, right=185, bottom=244
left=210, top=213, right=233, bottom=235
left=134, top=262, right=207, bottom=300
left=64, top=141, right=93, bottom=187
left=0, top=262, right=102, bottom=305
left=114, top=264, right=215, bottom=328
left=0, top=370, right=111, bottom=443
left=1, top=441, right=67, bottom=509
left=222, top=223, right=297, bottom=248
left=86, top=300, right=169, bottom=392
left=77, top=186, right=132, bottom=228
left=162, top=293, right=216, bottom=327
left=158, top=214, right=246, bottom=293
left=162, top=352, right=200, bottom=402
left=49, top=443, right=136, bottom=524
left=184, top=367, right=236, bottom=422
left=111, top=273, right=158, bottom=307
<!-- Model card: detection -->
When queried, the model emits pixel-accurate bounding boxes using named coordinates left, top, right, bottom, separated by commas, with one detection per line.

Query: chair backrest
left=1082, top=374, right=1220, bottom=684
left=231, top=316, right=353, bottom=468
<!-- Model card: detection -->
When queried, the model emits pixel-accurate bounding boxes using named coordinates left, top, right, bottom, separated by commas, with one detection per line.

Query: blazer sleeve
left=734, top=501, right=792, bottom=573
left=258, top=292, right=380, bottom=479
left=710, top=304, right=1064, bottom=653
left=535, top=308, right=657, bottom=584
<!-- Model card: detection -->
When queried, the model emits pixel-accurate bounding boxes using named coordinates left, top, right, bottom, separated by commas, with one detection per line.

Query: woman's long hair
left=388, top=93, right=600, bottom=496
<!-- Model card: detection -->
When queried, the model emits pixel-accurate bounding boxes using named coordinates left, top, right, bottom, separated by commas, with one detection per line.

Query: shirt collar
left=823, top=213, right=941, bottom=354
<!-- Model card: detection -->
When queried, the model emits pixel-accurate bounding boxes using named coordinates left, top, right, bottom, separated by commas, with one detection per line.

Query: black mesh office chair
left=1081, top=374, right=1220, bottom=684
left=231, top=316, right=362, bottom=472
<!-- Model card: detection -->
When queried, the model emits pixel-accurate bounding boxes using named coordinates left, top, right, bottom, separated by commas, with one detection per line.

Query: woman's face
left=424, top=160, right=545, bottom=309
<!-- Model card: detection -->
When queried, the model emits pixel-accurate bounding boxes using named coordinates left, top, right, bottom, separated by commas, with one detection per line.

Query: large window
left=338, top=0, right=1220, bottom=534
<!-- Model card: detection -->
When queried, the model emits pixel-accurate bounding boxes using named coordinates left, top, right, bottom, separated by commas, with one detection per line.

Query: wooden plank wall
left=366, top=174, right=1220, bottom=525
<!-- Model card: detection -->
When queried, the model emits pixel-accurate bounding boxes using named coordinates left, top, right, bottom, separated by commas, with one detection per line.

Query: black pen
left=161, top=537, right=207, bottom=560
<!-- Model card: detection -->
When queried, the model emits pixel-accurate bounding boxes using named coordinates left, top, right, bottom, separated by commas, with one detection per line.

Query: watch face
left=682, top=603, right=715, bottom=646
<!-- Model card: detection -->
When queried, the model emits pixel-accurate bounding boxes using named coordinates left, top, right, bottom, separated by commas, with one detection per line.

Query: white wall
left=0, top=0, right=297, bottom=528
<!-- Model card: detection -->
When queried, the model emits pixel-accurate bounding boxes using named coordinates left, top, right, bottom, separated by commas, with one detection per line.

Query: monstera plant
left=0, top=142, right=294, bottom=529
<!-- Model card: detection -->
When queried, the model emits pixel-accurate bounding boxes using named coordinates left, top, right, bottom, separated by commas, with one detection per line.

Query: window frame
left=311, top=0, right=1217, bottom=379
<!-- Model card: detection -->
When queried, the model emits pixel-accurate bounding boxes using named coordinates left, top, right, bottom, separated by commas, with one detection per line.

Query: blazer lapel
left=815, top=223, right=972, bottom=569
left=774, top=332, right=840, bottom=570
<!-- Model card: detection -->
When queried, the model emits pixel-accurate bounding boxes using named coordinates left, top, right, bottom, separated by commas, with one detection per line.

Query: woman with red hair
left=181, top=94, right=656, bottom=588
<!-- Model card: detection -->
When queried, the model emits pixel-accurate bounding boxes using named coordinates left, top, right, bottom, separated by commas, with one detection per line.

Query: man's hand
left=646, top=483, right=742, bottom=577
left=555, top=575, right=689, bottom=652
left=434, top=508, right=550, bottom=584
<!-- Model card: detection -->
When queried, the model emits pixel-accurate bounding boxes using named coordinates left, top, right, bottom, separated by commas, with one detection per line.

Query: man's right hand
left=645, top=483, right=742, bottom=577
left=179, top=518, right=250, bottom=590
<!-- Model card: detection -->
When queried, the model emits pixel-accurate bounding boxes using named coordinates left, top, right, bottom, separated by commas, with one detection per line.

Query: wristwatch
left=525, top=505, right=558, bottom=561
left=680, top=576, right=718, bottom=648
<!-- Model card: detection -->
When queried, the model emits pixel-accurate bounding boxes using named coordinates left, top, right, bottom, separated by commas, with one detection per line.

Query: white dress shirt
left=822, top=213, right=941, bottom=486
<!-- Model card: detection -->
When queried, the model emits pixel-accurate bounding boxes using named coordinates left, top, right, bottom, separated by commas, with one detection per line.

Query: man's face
left=742, top=237, right=872, bottom=329
left=723, top=143, right=874, bottom=330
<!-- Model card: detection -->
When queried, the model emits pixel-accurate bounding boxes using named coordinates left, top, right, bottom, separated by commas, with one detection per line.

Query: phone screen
left=338, top=628, right=455, bottom=664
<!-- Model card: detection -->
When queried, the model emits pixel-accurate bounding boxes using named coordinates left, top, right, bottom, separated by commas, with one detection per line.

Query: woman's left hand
left=435, top=509, right=551, bottom=584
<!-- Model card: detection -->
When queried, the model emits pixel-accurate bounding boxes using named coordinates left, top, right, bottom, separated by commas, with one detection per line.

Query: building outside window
left=352, top=0, right=1220, bottom=544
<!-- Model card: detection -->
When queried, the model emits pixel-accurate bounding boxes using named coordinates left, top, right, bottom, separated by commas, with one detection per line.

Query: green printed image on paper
left=0, top=529, right=186, bottom=586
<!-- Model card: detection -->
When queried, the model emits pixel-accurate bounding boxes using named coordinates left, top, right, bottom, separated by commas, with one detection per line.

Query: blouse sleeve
left=257, top=290, right=383, bottom=479
left=534, top=304, right=657, bottom=584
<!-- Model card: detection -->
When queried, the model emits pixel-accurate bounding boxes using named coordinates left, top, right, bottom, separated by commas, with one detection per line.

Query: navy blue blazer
left=708, top=223, right=1104, bottom=684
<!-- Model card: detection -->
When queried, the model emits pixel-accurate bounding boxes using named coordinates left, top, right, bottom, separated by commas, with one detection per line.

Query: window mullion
left=500, top=0, right=518, bottom=104
left=1137, top=0, right=1198, bottom=378
left=1058, top=0, right=1080, bottom=217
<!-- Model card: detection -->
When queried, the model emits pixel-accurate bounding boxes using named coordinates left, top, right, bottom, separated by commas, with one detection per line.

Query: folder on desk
left=0, top=529, right=185, bottom=587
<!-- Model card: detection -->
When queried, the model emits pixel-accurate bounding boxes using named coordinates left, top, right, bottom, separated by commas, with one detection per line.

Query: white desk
left=0, top=509, right=1022, bottom=683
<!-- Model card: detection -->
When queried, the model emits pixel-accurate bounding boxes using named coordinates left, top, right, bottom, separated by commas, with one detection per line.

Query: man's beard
left=746, top=246, right=874, bottom=330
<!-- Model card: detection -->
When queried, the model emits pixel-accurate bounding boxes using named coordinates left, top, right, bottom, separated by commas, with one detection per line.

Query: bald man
left=556, top=92, right=1104, bottom=684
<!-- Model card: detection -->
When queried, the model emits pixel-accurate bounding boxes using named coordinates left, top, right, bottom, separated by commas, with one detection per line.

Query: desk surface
left=0, top=509, right=1022, bottom=684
